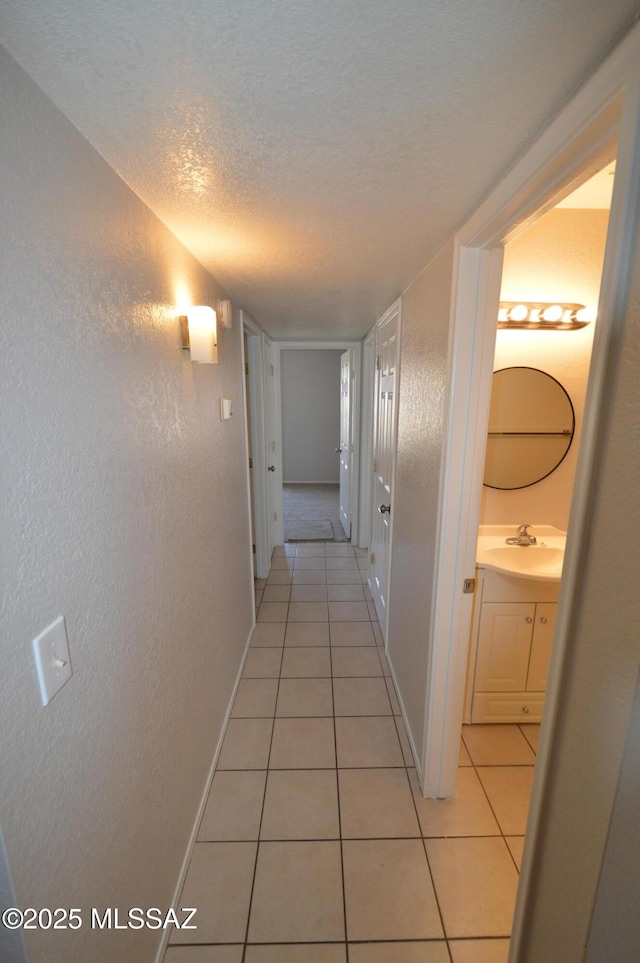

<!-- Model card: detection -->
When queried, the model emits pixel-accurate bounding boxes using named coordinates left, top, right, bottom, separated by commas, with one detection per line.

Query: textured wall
left=481, top=208, right=608, bottom=529
left=518, top=172, right=640, bottom=963
left=0, top=47, right=254, bottom=963
left=387, top=243, right=455, bottom=764
left=281, top=349, right=342, bottom=482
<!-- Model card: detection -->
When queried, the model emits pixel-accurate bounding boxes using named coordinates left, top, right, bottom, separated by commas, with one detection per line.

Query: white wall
left=481, top=208, right=608, bottom=530
left=387, top=243, right=456, bottom=764
left=280, top=349, right=342, bottom=482
left=0, top=47, right=254, bottom=963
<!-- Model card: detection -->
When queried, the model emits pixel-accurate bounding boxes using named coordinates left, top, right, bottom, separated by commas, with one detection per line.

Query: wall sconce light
left=498, top=302, right=595, bottom=330
left=180, top=306, right=218, bottom=363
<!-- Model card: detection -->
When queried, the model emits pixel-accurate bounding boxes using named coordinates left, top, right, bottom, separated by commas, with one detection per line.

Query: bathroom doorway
left=463, top=161, right=614, bottom=728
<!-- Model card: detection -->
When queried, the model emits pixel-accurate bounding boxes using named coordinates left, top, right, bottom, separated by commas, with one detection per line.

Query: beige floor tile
left=262, top=584, right=292, bottom=603
left=271, top=557, right=295, bottom=570
left=335, top=717, right=403, bottom=767
left=288, top=601, right=329, bottom=622
left=448, top=939, right=510, bottom=963
left=165, top=945, right=244, bottom=962
left=410, top=767, right=500, bottom=837
left=258, top=601, right=290, bottom=622
left=245, top=946, right=346, bottom=963
left=281, top=647, right=332, bottom=678
left=255, top=590, right=263, bottom=609
left=331, top=646, right=382, bottom=677
left=232, top=678, right=279, bottom=717
left=385, top=678, right=401, bottom=714
left=461, top=724, right=536, bottom=766
left=325, top=544, right=355, bottom=556
left=396, top=717, right=416, bottom=766
left=251, top=622, right=286, bottom=647
left=519, top=723, right=541, bottom=753
left=217, top=718, right=273, bottom=770
left=329, top=601, right=370, bottom=621
left=291, top=584, right=329, bottom=602
left=170, top=842, right=256, bottom=944
left=261, top=770, right=340, bottom=839
left=343, top=839, right=443, bottom=941
left=272, top=546, right=288, bottom=557
left=326, top=557, right=360, bottom=570
left=366, top=600, right=378, bottom=619
left=372, top=621, right=384, bottom=646
left=295, top=558, right=328, bottom=570
left=285, top=622, right=331, bottom=646
left=270, top=717, right=336, bottom=768
left=266, top=570, right=293, bottom=585
left=326, top=569, right=363, bottom=584
left=248, top=841, right=345, bottom=942
left=198, top=770, right=267, bottom=841
left=327, top=584, right=365, bottom=601
left=295, top=545, right=327, bottom=557
left=506, top=836, right=525, bottom=870
left=254, top=578, right=267, bottom=589
left=293, top=569, right=328, bottom=584
left=476, top=766, right=534, bottom=835
left=333, top=677, right=392, bottom=716
left=459, top=740, right=472, bottom=766
left=349, top=943, right=449, bottom=963
left=242, top=647, right=283, bottom=678
left=339, top=768, right=420, bottom=838
left=276, top=678, right=334, bottom=717
left=330, top=621, right=376, bottom=646
left=425, top=837, right=519, bottom=938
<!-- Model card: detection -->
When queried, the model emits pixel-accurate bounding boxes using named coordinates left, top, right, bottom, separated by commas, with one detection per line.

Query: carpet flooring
left=282, top=483, right=349, bottom=542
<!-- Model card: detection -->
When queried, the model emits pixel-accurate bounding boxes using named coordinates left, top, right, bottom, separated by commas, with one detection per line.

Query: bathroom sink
left=476, top=525, right=566, bottom=581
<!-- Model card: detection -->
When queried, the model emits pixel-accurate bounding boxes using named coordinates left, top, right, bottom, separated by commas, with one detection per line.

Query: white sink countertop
left=476, top=525, right=567, bottom=582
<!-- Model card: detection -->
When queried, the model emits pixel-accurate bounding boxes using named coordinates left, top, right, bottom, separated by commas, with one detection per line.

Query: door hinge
left=376, top=355, right=381, bottom=371
left=370, top=552, right=376, bottom=565
left=463, top=578, right=476, bottom=594
left=373, top=458, right=378, bottom=473
left=245, top=362, right=249, bottom=375
left=249, top=456, right=253, bottom=469
left=252, top=543, right=256, bottom=554
left=270, top=364, right=274, bottom=376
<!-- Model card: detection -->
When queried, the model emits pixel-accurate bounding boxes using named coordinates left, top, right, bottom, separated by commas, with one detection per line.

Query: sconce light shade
left=180, top=306, right=218, bottom=363
left=498, top=302, right=594, bottom=330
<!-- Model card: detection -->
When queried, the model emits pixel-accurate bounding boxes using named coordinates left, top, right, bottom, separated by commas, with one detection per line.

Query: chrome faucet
left=506, top=524, right=537, bottom=546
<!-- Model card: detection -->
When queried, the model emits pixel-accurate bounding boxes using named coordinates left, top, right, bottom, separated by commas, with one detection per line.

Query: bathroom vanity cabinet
left=466, top=567, right=559, bottom=723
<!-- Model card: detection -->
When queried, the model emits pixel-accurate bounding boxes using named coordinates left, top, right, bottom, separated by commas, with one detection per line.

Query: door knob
left=378, top=504, right=391, bottom=514
left=335, top=448, right=342, bottom=453
left=525, top=617, right=533, bottom=623
left=540, top=617, right=548, bottom=624
left=267, top=465, right=275, bottom=472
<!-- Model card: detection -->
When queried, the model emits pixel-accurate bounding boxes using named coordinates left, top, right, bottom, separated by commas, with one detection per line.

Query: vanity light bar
left=498, top=302, right=595, bottom=330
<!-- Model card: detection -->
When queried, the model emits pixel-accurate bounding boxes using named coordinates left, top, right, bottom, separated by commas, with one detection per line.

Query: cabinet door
left=475, top=603, right=535, bottom=692
left=527, top=602, right=557, bottom=691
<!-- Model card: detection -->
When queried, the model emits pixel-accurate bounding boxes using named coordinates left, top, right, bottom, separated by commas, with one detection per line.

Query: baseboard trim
left=154, top=618, right=256, bottom=963
left=283, top=480, right=340, bottom=485
left=386, top=653, right=423, bottom=788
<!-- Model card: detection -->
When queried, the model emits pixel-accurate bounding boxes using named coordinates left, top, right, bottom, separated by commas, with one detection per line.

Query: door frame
left=421, top=21, right=640, bottom=962
left=358, top=331, right=376, bottom=550
left=273, top=341, right=363, bottom=545
left=240, top=311, right=273, bottom=579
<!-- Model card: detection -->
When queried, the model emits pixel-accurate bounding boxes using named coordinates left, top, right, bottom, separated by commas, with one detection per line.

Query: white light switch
left=33, top=616, right=72, bottom=706
left=220, top=397, right=233, bottom=421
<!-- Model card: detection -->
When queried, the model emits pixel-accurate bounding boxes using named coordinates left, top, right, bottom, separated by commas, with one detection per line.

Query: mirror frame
left=483, top=365, right=576, bottom=490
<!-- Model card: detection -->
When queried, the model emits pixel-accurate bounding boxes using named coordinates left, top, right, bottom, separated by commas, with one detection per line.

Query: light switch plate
left=220, top=397, right=233, bottom=421
left=33, top=616, right=72, bottom=706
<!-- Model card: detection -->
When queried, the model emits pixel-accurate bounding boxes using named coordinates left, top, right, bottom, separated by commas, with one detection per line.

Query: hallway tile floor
left=165, top=542, right=539, bottom=963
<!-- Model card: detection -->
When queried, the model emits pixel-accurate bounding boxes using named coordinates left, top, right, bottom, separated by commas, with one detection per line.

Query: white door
left=338, top=349, right=353, bottom=539
left=262, top=335, right=281, bottom=554
left=370, top=304, right=400, bottom=636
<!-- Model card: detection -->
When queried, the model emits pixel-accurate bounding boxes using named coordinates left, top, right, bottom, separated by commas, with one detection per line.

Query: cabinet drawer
left=481, top=568, right=560, bottom=603
left=471, top=692, right=545, bottom=723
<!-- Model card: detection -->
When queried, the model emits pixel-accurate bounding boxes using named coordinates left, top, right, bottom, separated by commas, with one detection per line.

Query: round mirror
left=483, top=366, right=575, bottom=490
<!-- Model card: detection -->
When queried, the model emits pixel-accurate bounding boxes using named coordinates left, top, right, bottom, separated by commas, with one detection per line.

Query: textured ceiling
left=1, top=1, right=639, bottom=338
